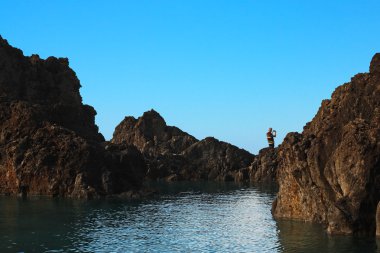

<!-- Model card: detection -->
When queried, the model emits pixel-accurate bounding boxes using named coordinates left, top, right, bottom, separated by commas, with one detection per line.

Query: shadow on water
left=276, top=219, right=380, bottom=253
left=0, top=182, right=379, bottom=252
left=0, top=197, right=86, bottom=252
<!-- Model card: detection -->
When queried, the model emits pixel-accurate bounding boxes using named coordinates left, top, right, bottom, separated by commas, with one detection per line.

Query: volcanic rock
left=112, top=109, right=197, bottom=156
left=377, top=202, right=380, bottom=237
left=112, top=111, right=258, bottom=181
left=181, top=137, right=255, bottom=181
left=248, top=147, right=278, bottom=182
left=272, top=54, right=380, bottom=235
left=0, top=36, right=147, bottom=198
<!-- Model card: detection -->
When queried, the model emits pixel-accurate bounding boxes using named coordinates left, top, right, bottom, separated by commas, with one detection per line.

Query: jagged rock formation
left=180, top=137, right=255, bottom=181
left=0, top=36, right=147, bottom=198
left=112, top=110, right=197, bottom=156
left=273, top=54, right=380, bottom=235
left=234, top=147, right=278, bottom=183
left=112, top=110, right=260, bottom=182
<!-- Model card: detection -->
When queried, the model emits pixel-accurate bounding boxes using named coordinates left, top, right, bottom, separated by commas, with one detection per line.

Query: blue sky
left=1, top=1, right=379, bottom=153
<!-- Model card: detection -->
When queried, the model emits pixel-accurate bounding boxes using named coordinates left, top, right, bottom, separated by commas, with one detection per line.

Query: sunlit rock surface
left=273, top=54, right=380, bottom=235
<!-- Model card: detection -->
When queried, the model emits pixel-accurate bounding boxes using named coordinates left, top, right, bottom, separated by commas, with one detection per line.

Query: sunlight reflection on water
left=0, top=182, right=379, bottom=253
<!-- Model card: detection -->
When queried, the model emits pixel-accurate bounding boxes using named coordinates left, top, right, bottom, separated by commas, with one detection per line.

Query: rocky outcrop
left=249, top=147, right=278, bottom=182
left=273, top=54, right=380, bottom=235
left=112, top=110, right=260, bottom=182
left=181, top=137, right=255, bottom=181
left=112, top=109, right=197, bottom=156
left=0, top=36, right=147, bottom=198
left=234, top=147, right=278, bottom=183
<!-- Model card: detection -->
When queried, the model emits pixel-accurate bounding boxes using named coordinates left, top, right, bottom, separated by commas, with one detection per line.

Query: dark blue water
left=0, top=182, right=379, bottom=253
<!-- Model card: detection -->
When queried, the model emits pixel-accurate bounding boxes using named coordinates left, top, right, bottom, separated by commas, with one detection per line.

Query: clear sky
left=1, top=1, right=379, bottom=153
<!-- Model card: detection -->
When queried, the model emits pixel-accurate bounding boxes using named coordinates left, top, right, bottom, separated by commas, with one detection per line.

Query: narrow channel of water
left=0, top=182, right=378, bottom=252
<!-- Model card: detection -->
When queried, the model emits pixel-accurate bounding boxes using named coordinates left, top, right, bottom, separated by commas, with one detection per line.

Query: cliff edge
left=273, top=54, right=380, bottom=235
left=0, top=36, right=147, bottom=198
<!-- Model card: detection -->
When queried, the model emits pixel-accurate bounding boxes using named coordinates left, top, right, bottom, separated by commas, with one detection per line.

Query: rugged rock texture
left=377, top=202, right=380, bottom=237
left=249, top=147, right=278, bottom=182
left=273, top=54, right=380, bottom=235
left=181, top=137, right=255, bottom=181
left=112, top=110, right=258, bottom=182
left=234, top=147, right=278, bottom=184
left=0, top=36, right=147, bottom=198
left=112, top=110, right=197, bottom=156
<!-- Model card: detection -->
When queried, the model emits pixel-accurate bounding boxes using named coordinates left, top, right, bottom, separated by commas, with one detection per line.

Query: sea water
left=0, top=182, right=379, bottom=253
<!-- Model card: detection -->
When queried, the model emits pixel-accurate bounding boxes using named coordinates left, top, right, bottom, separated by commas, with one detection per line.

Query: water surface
left=0, top=182, right=378, bottom=252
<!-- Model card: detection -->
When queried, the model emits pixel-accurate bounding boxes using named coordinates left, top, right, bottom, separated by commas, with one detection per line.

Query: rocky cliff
left=273, top=54, right=380, bottom=235
left=0, top=36, right=147, bottom=198
left=112, top=110, right=265, bottom=182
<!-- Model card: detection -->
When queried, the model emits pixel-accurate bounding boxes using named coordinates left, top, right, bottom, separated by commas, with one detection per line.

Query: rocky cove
left=0, top=35, right=379, bottom=239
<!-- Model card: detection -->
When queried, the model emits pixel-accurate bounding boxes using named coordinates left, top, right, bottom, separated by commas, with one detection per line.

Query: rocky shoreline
left=0, top=36, right=274, bottom=199
left=0, top=35, right=379, bottom=236
left=111, top=109, right=275, bottom=183
left=273, top=54, right=380, bottom=236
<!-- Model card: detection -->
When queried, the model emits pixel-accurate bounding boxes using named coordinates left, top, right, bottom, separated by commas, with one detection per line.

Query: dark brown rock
left=0, top=36, right=147, bottom=198
left=181, top=137, right=255, bottom=181
left=112, top=111, right=257, bottom=181
left=248, top=147, right=278, bottom=183
left=370, top=53, right=380, bottom=75
left=273, top=54, right=380, bottom=235
left=377, top=202, right=380, bottom=237
left=112, top=109, right=197, bottom=156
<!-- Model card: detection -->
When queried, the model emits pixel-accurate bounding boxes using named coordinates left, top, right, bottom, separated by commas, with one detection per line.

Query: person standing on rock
left=267, top=128, right=276, bottom=148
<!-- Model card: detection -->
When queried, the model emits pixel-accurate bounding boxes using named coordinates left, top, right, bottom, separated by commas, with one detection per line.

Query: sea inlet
left=0, top=182, right=379, bottom=253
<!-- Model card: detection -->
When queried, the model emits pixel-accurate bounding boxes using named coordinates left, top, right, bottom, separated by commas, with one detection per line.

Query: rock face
left=112, top=110, right=260, bottom=182
left=112, top=110, right=198, bottom=156
left=180, top=137, right=255, bottom=181
left=377, top=202, right=380, bottom=237
left=273, top=54, right=380, bottom=235
left=0, top=36, right=147, bottom=198
left=248, top=147, right=278, bottom=182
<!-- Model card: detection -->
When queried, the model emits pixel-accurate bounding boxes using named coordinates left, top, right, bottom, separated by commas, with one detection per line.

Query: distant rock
left=272, top=54, right=380, bottom=235
left=181, top=137, right=255, bottom=181
left=0, top=36, right=147, bottom=198
left=112, top=111, right=270, bottom=182
left=112, top=109, right=198, bottom=156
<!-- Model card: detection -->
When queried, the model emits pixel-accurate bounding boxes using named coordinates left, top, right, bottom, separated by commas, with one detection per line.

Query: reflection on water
left=0, top=182, right=379, bottom=253
left=277, top=220, right=379, bottom=253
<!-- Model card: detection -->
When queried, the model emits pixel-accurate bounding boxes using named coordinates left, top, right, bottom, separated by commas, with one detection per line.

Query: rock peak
left=0, top=35, right=9, bottom=46
left=370, top=53, right=380, bottom=74
left=142, top=109, right=164, bottom=120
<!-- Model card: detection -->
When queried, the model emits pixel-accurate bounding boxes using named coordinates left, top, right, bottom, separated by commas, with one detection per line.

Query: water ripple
left=0, top=182, right=379, bottom=252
